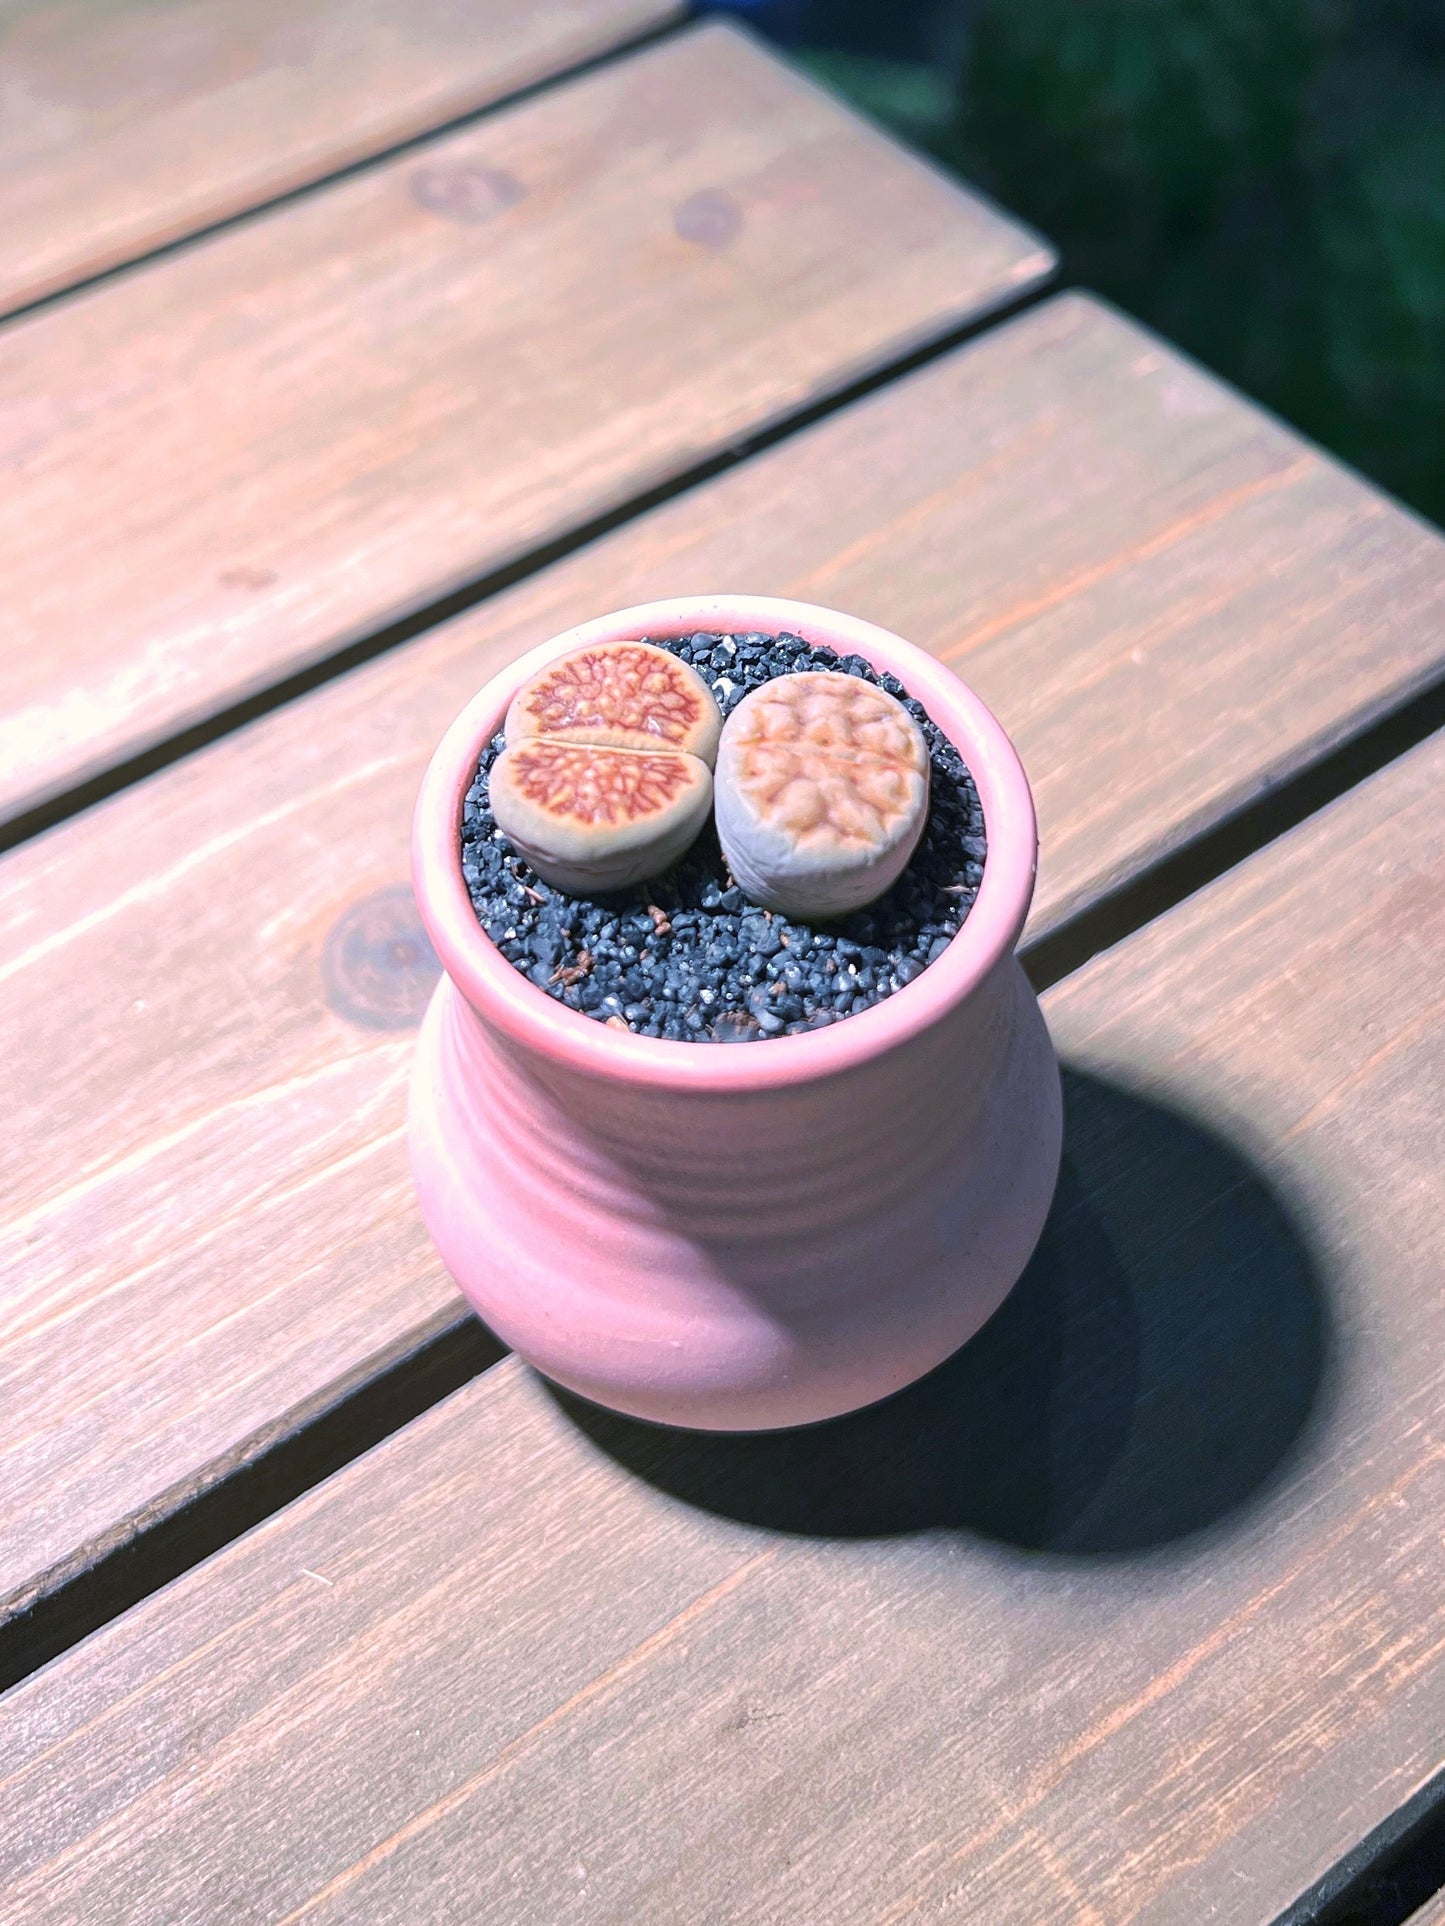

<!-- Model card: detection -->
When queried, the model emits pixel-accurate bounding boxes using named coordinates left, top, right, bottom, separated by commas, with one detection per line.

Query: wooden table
left=2, top=8, right=1443, bottom=1922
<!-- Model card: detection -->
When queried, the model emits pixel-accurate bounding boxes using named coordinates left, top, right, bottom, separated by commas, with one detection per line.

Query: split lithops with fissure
left=489, top=641, right=721, bottom=894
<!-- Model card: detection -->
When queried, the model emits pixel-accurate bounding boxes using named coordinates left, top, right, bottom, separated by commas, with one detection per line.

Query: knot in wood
left=322, top=884, right=440, bottom=1031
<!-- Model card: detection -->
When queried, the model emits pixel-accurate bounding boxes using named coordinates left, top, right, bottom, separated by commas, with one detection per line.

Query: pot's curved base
left=409, top=972, right=1062, bottom=1432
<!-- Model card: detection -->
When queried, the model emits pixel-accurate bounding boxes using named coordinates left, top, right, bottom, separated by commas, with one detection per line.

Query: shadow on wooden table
left=545, top=1069, right=1333, bottom=1555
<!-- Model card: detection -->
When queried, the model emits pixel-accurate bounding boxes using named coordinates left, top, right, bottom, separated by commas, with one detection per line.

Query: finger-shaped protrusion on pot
left=490, top=737, right=714, bottom=895
left=715, top=671, right=929, bottom=920
left=506, top=640, right=722, bottom=765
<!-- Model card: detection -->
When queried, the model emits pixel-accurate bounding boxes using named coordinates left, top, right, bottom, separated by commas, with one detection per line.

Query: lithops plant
left=715, top=670, right=929, bottom=920
left=489, top=640, right=721, bottom=894
left=505, top=640, right=722, bottom=762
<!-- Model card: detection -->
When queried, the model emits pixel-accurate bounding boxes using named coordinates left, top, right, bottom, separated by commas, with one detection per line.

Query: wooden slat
left=4, top=294, right=1445, bottom=1626
left=0, top=0, right=681, bottom=316
left=1412, top=1889, right=1445, bottom=1925
left=0, top=19, right=1051, bottom=828
left=4, top=729, right=1443, bottom=1921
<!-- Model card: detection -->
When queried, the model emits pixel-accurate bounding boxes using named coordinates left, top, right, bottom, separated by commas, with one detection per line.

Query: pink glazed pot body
left=410, top=596, right=1062, bottom=1431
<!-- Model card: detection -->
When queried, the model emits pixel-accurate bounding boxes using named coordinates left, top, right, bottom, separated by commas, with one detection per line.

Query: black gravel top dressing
left=460, top=631, right=986, bottom=1042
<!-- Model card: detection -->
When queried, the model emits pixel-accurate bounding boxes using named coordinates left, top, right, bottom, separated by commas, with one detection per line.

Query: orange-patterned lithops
left=505, top=640, right=721, bottom=762
left=714, top=671, right=929, bottom=919
left=490, top=641, right=721, bottom=893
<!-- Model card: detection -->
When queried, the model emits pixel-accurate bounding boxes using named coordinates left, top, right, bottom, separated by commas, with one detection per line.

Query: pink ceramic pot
left=410, top=596, right=1061, bottom=1431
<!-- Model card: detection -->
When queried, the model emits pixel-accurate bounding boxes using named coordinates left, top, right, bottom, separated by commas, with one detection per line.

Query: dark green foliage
left=961, top=0, right=1332, bottom=250
left=800, top=0, right=1445, bottom=527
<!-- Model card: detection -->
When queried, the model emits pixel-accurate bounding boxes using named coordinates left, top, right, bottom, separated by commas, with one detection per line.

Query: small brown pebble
left=604, top=1015, right=629, bottom=1030
left=551, top=949, right=593, bottom=987
left=647, top=903, right=672, bottom=936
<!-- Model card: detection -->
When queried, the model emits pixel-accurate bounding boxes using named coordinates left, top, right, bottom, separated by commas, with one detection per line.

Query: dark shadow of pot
left=542, top=1066, right=1333, bottom=1556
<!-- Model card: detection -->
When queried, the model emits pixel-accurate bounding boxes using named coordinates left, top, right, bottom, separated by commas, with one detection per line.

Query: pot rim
left=412, top=594, right=1037, bottom=1093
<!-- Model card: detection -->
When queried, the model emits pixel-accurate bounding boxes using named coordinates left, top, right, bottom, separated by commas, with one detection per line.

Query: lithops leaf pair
left=490, top=639, right=930, bottom=918
left=715, top=671, right=929, bottom=920
left=489, top=642, right=721, bottom=894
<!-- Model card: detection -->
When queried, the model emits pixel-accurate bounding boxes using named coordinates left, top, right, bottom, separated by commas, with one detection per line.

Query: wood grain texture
left=0, top=0, right=681, bottom=315
left=0, top=19, right=1051, bottom=827
left=3, top=728, right=1443, bottom=1922
left=4, top=294, right=1445, bottom=1627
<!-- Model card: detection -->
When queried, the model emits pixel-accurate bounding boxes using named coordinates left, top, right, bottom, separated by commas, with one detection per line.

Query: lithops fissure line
left=489, top=641, right=721, bottom=893
left=715, top=672, right=930, bottom=920
left=508, top=740, right=699, bottom=822
left=505, top=641, right=722, bottom=764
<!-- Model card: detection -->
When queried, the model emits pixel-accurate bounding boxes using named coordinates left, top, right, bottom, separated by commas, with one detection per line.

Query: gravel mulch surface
left=460, top=631, right=987, bottom=1042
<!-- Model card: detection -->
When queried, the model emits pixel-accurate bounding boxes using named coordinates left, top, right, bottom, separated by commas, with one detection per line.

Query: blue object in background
left=698, top=0, right=810, bottom=46
left=700, top=0, right=950, bottom=59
